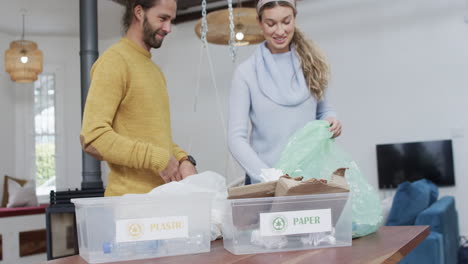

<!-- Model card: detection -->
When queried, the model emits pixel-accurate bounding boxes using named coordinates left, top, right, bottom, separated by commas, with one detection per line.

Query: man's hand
left=179, top=160, right=198, bottom=179
left=159, top=155, right=182, bottom=183
left=325, top=117, right=342, bottom=138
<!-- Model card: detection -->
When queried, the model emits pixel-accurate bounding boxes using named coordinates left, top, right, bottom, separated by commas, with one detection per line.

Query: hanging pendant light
left=5, top=12, right=43, bottom=83
left=194, top=7, right=264, bottom=46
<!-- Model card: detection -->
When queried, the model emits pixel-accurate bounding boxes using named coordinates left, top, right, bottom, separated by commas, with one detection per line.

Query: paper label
left=116, top=216, right=188, bottom=242
left=260, top=209, right=332, bottom=236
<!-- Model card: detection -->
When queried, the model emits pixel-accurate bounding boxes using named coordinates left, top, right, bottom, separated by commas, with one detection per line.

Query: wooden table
left=40, top=226, right=429, bottom=264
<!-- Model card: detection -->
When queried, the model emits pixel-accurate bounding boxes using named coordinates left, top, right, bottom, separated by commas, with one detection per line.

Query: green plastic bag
left=275, top=120, right=382, bottom=238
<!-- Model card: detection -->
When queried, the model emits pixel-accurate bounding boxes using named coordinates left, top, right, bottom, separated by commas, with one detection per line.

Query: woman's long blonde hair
left=258, top=1, right=329, bottom=100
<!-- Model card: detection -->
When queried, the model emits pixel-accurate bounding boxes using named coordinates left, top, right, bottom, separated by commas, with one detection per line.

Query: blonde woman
left=228, top=0, right=342, bottom=184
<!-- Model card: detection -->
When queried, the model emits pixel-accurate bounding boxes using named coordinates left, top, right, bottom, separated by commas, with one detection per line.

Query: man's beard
left=142, top=16, right=166, bottom=49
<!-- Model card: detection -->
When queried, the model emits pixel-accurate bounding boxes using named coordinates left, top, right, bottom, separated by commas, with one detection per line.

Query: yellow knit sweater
left=80, top=38, right=187, bottom=197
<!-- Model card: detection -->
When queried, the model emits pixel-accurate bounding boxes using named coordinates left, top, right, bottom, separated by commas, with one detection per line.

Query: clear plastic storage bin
left=222, top=192, right=351, bottom=255
left=72, top=193, right=212, bottom=263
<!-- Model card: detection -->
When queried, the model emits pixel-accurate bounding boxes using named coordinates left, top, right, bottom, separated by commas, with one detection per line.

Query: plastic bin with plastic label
left=71, top=193, right=212, bottom=263
left=222, top=192, right=351, bottom=255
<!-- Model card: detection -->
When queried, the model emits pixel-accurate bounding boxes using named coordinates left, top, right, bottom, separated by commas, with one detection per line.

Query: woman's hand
left=325, top=117, right=342, bottom=138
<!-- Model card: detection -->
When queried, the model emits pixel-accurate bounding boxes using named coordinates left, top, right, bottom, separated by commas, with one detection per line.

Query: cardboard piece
left=227, top=175, right=303, bottom=200
left=228, top=181, right=277, bottom=200
left=271, top=168, right=350, bottom=226
left=274, top=169, right=349, bottom=197
left=329, top=168, right=349, bottom=190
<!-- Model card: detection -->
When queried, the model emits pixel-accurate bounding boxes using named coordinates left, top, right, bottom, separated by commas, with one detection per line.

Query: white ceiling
left=0, top=0, right=124, bottom=40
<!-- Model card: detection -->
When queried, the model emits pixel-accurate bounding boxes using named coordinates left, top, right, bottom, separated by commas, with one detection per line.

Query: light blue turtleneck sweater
left=228, top=42, right=336, bottom=183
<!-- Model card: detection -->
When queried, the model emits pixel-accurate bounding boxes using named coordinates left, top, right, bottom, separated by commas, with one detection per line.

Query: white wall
left=300, top=0, right=468, bottom=234
left=0, top=32, right=15, bottom=202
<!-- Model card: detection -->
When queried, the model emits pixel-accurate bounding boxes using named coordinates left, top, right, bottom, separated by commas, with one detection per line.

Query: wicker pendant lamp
left=5, top=13, right=43, bottom=83
left=194, top=7, right=264, bottom=46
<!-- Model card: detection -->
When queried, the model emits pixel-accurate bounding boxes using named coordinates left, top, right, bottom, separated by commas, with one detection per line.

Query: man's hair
left=122, top=0, right=161, bottom=33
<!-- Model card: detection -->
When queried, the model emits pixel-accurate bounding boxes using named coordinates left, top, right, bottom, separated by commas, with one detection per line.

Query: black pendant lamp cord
left=21, top=14, right=25, bottom=41
left=19, top=13, right=26, bottom=54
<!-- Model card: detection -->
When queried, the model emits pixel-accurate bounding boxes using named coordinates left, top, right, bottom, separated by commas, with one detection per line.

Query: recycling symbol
left=272, top=216, right=287, bottom=232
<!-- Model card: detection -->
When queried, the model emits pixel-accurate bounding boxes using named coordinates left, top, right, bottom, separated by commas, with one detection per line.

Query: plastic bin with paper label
left=71, top=192, right=212, bottom=263
left=222, top=192, right=351, bottom=255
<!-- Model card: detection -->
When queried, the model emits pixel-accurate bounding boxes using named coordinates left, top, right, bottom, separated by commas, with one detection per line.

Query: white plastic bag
left=125, top=171, right=228, bottom=241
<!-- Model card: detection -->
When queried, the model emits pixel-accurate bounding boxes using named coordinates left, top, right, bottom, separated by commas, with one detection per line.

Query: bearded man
left=80, top=0, right=197, bottom=196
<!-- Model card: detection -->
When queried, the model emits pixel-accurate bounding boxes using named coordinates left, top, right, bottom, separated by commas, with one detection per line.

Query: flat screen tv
left=376, top=139, right=455, bottom=189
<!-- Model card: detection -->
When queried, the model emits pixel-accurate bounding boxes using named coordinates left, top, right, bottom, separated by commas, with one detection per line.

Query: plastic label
left=260, top=209, right=332, bottom=236
left=116, top=216, right=188, bottom=242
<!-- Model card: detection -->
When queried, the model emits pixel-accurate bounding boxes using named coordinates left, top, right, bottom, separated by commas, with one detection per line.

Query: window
left=34, top=74, right=56, bottom=196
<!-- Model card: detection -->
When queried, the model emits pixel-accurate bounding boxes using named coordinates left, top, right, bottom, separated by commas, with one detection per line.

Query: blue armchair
left=386, top=179, right=459, bottom=264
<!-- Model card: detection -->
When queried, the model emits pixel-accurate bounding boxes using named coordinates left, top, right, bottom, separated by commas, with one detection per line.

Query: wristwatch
left=180, top=155, right=197, bottom=166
